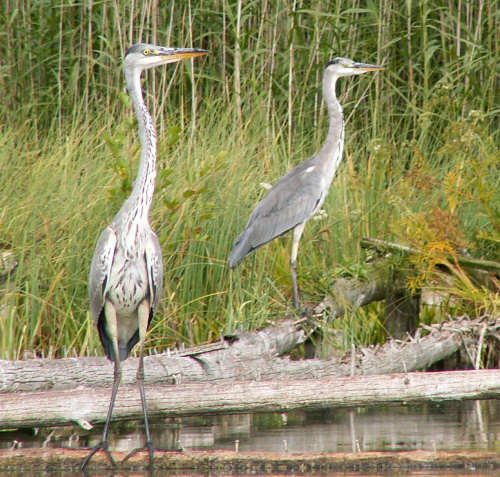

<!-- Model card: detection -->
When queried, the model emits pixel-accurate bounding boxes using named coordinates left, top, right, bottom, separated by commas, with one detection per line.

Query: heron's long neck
left=123, top=71, right=157, bottom=224
left=319, top=75, right=345, bottom=184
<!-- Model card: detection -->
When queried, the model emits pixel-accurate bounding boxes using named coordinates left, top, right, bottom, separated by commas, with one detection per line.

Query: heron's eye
left=143, top=48, right=151, bottom=56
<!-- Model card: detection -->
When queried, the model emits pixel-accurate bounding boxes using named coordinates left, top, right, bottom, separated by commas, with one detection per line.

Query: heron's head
left=325, top=57, right=384, bottom=79
left=124, top=43, right=210, bottom=72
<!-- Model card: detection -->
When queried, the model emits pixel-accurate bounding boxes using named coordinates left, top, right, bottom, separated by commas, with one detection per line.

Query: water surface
left=1, top=400, right=499, bottom=476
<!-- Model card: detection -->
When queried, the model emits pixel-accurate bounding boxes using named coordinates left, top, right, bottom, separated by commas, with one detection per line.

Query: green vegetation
left=0, top=0, right=498, bottom=359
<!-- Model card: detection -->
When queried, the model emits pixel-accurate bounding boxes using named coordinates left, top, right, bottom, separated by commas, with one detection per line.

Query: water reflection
left=1, top=400, right=500, bottom=454
left=185, top=400, right=500, bottom=454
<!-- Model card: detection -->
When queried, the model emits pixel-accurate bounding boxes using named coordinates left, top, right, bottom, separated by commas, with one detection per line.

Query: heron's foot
left=122, top=441, right=183, bottom=466
left=290, top=303, right=312, bottom=319
left=80, top=440, right=117, bottom=471
left=122, top=440, right=155, bottom=466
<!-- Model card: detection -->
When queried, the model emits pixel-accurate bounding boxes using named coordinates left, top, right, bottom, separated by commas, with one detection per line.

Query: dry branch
left=361, top=236, right=500, bottom=273
left=0, top=317, right=498, bottom=428
left=1, top=370, right=500, bottom=429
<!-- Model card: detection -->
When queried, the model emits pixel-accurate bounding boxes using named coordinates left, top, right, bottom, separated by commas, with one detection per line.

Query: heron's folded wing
left=145, top=231, right=164, bottom=314
left=229, top=163, right=324, bottom=266
left=89, top=227, right=117, bottom=323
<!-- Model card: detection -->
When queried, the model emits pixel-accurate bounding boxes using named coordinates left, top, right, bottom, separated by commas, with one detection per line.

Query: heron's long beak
left=159, top=48, right=210, bottom=62
left=353, top=62, right=384, bottom=72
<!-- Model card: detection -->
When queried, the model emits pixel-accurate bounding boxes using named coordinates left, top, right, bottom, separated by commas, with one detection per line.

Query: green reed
left=0, top=0, right=498, bottom=358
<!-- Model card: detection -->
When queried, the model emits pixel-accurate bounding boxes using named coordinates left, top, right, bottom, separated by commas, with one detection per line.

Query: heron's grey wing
left=145, top=231, right=163, bottom=314
left=89, top=227, right=117, bottom=323
left=229, top=162, right=324, bottom=267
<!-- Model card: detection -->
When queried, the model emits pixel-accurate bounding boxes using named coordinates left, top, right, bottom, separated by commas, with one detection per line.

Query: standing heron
left=228, top=58, right=383, bottom=309
left=81, top=43, right=209, bottom=471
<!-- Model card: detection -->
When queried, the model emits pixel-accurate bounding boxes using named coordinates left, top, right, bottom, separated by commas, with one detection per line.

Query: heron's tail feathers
left=228, top=226, right=273, bottom=268
left=228, top=227, right=263, bottom=268
left=228, top=236, right=249, bottom=268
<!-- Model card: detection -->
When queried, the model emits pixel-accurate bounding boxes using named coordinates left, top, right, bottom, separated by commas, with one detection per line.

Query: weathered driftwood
left=384, top=275, right=420, bottom=339
left=0, top=317, right=497, bottom=429
left=0, top=251, right=17, bottom=322
left=313, top=258, right=393, bottom=319
left=0, top=320, right=305, bottom=393
left=1, top=369, right=500, bottom=429
left=1, top=448, right=499, bottom=472
left=1, top=316, right=496, bottom=395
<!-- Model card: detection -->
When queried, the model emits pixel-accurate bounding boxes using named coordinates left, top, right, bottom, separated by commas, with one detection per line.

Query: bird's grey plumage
left=82, top=43, right=209, bottom=471
left=228, top=57, right=383, bottom=308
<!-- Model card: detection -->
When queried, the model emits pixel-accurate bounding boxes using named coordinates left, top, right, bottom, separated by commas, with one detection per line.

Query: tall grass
left=0, top=0, right=498, bottom=358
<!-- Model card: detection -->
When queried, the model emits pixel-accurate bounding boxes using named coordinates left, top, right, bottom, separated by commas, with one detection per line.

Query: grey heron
left=228, top=58, right=383, bottom=309
left=81, top=43, right=209, bottom=471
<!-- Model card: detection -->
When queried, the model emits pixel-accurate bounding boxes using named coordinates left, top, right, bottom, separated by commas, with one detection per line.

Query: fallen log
left=0, top=316, right=496, bottom=394
left=0, top=320, right=305, bottom=393
left=1, top=448, right=499, bottom=473
left=1, top=369, right=500, bottom=429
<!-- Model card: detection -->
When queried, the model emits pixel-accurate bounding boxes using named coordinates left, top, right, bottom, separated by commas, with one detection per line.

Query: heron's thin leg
left=290, top=222, right=306, bottom=309
left=139, top=351, right=153, bottom=442
left=122, top=300, right=155, bottom=468
left=81, top=360, right=121, bottom=469
left=81, top=302, right=120, bottom=471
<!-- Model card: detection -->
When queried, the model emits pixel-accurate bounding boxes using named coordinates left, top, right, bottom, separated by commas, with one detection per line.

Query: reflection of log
left=1, top=448, right=500, bottom=472
left=1, top=369, right=500, bottom=428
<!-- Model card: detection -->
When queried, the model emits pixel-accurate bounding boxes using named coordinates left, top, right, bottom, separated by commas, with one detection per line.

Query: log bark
left=1, top=370, right=500, bottom=429
left=0, top=316, right=496, bottom=394
left=1, top=448, right=499, bottom=472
